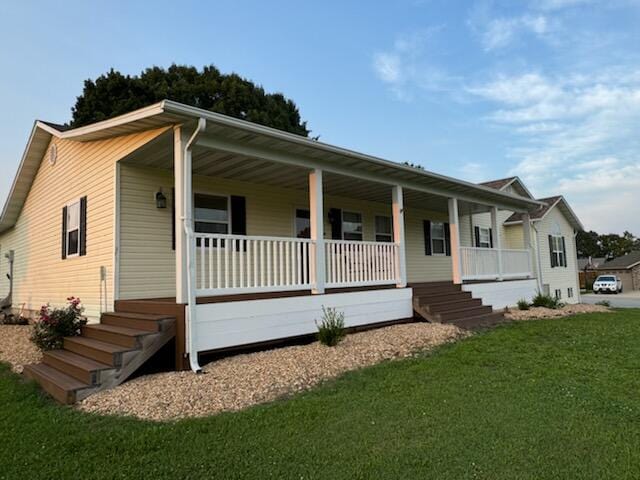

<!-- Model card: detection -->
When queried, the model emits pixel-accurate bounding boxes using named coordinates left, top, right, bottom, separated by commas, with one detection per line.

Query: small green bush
left=531, top=292, right=563, bottom=309
left=316, top=306, right=346, bottom=347
left=596, top=300, right=611, bottom=307
left=30, top=297, right=86, bottom=351
left=517, top=299, right=530, bottom=310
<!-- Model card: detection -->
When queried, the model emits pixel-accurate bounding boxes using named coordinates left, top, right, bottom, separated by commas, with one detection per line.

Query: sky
left=0, top=0, right=639, bottom=233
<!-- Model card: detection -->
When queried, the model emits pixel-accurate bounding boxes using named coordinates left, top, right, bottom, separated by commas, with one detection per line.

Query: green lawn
left=2, top=311, right=640, bottom=479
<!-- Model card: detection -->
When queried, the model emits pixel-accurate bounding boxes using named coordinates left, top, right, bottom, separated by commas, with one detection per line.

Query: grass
left=2, top=310, right=640, bottom=479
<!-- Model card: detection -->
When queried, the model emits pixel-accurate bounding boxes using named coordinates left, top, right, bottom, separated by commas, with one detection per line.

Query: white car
left=593, top=275, right=623, bottom=294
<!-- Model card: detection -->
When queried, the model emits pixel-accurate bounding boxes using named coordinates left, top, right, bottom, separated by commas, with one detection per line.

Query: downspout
left=183, top=118, right=207, bottom=373
left=0, top=250, right=14, bottom=311
left=531, top=223, right=544, bottom=292
left=574, top=230, right=581, bottom=302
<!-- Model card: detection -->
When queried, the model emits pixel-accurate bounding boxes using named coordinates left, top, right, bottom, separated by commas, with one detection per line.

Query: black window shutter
left=328, top=208, right=342, bottom=240
left=230, top=196, right=247, bottom=235
left=171, top=188, right=176, bottom=251
left=61, top=206, right=67, bottom=260
left=79, top=196, right=87, bottom=256
left=561, top=236, right=567, bottom=267
left=474, top=226, right=480, bottom=247
left=444, top=222, right=451, bottom=256
left=549, top=235, right=556, bottom=268
left=489, top=228, right=494, bottom=248
left=423, top=220, right=432, bottom=255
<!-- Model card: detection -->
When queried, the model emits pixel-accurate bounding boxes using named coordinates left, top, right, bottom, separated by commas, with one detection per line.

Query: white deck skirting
left=462, top=279, right=537, bottom=309
left=193, top=288, right=413, bottom=352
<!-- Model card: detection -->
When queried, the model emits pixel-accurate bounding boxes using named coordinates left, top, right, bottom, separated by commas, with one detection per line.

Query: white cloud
left=373, top=53, right=402, bottom=84
left=458, top=162, right=485, bottom=182
left=481, top=15, right=549, bottom=51
left=372, top=28, right=460, bottom=100
left=467, top=69, right=640, bottom=232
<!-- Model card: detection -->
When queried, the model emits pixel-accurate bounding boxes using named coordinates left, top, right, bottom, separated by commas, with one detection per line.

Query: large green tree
left=69, top=65, right=310, bottom=136
left=577, top=230, right=640, bottom=259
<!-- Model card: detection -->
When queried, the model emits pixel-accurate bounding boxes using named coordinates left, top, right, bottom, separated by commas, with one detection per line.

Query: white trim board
left=193, top=288, right=412, bottom=351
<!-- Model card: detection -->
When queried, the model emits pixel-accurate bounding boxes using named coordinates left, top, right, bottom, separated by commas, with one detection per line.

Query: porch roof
left=0, top=100, right=544, bottom=233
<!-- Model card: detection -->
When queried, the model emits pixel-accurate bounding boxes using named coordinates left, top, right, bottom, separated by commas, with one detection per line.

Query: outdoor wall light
left=155, top=189, right=167, bottom=209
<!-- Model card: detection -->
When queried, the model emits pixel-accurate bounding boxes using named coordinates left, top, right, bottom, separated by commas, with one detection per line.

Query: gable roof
left=577, top=257, right=606, bottom=270
left=504, top=195, right=584, bottom=231
left=479, top=176, right=535, bottom=199
left=0, top=100, right=545, bottom=234
left=597, top=251, right=640, bottom=270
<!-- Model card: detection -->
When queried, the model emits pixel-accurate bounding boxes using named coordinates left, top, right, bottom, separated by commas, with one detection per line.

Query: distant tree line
left=577, top=230, right=640, bottom=259
left=68, top=64, right=310, bottom=137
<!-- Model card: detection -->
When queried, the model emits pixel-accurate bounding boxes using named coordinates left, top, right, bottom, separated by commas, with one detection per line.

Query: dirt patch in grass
left=0, top=325, right=41, bottom=373
left=505, top=303, right=611, bottom=321
left=78, top=322, right=466, bottom=421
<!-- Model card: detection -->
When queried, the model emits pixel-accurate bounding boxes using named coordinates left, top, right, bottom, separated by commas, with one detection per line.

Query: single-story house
left=596, top=251, right=640, bottom=292
left=0, top=101, right=583, bottom=403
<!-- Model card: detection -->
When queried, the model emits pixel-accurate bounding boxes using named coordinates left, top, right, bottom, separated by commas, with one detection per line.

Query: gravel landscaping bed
left=505, top=303, right=610, bottom=321
left=0, top=325, right=41, bottom=373
left=78, top=322, right=466, bottom=421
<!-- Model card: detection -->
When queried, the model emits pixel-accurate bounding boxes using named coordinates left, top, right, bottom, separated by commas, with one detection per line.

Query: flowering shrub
left=30, top=297, right=87, bottom=350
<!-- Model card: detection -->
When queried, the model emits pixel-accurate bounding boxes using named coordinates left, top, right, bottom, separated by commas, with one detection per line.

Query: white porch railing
left=460, top=246, right=532, bottom=281
left=194, top=233, right=313, bottom=296
left=325, top=240, right=399, bottom=288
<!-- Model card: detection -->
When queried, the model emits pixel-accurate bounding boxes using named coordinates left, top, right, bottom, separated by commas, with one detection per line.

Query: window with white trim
left=555, top=289, right=562, bottom=299
left=375, top=215, right=393, bottom=242
left=431, top=222, right=446, bottom=255
left=568, top=287, right=574, bottom=298
left=194, top=194, right=229, bottom=234
left=551, top=235, right=565, bottom=267
left=342, top=211, right=363, bottom=241
left=478, top=227, right=491, bottom=248
left=66, top=200, right=80, bottom=257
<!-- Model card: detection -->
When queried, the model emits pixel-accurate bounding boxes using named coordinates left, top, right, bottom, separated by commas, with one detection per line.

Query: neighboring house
left=596, top=251, right=640, bottom=292
left=578, top=256, right=606, bottom=290
left=475, top=177, right=583, bottom=303
left=0, top=101, right=584, bottom=402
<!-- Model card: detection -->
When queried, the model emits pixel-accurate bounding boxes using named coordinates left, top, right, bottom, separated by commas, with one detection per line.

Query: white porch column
left=448, top=198, right=462, bottom=284
left=522, top=212, right=533, bottom=277
left=392, top=185, right=407, bottom=288
left=309, top=169, right=325, bottom=294
left=491, top=206, right=503, bottom=280
left=174, top=126, right=188, bottom=304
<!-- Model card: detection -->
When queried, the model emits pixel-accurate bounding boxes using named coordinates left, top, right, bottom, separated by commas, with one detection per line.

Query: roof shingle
left=598, top=251, right=640, bottom=270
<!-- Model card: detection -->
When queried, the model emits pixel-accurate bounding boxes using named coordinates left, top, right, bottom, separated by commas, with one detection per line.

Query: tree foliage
left=69, top=65, right=309, bottom=136
left=577, top=229, right=640, bottom=259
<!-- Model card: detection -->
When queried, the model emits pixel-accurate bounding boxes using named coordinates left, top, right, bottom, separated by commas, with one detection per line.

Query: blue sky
left=1, top=0, right=639, bottom=233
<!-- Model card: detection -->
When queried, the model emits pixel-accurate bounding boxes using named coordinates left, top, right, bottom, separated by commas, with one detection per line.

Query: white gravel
left=78, top=322, right=466, bottom=421
left=0, top=325, right=41, bottom=373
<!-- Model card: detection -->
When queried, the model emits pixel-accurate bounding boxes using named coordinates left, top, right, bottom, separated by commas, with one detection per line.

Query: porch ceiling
left=120, top=131, right=489, bottom=215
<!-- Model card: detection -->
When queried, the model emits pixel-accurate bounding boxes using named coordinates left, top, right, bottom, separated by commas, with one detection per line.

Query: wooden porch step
left=101, top=312, right=172, bottom=332
left=82, top=324, right=153, bottom=348
left=426, top=298, right=482, bottom=313
left=437, top=305, right=493, bottom=322
left=410, top=282, right=461, bottom=295
left=416, top=291, right=472, bottom=305
left=42, top=349, right=113, bottom=385
left=23, top=363, right=89, bottom=404
left=448, top=311, right=505, bottom=330
left=63, top=336, right=134, bottom=367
